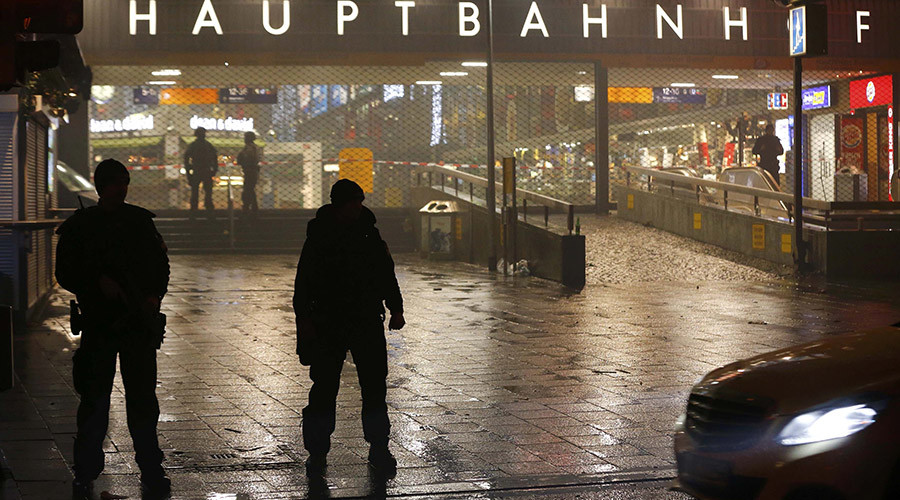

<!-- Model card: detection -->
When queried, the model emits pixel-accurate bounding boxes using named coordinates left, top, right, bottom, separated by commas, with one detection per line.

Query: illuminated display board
left=849, top=75, right=893, bottom=109
left=801, top=85, right=831, bottom=110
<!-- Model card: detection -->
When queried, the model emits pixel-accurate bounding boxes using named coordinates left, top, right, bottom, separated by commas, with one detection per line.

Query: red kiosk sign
left=849, top=75, right=893, bottom=109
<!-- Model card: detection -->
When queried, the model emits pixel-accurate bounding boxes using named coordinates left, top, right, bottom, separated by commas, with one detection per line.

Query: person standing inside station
left=237, top=131, right=260, bottom=218
left=56, top=159, right=171, bottom=499
left=183, top=127, right=218, bottom=217
left=293, top=179, right=405, bottom=478
left=752, top=124, right=785, bottom=187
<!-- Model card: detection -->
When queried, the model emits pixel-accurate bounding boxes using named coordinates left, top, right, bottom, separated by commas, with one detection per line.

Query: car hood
left=695, top=326, right=900, bottom=415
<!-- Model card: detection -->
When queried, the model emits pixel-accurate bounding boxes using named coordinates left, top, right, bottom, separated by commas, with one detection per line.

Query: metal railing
left=416, top=164, right=577, bottom=235
left=624, top=165, right=900, bottom=231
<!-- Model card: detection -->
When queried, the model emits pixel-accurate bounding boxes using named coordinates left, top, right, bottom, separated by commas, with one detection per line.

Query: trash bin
left=419, top=200, right=460, bottom=260
left=834, top=173, right=867, bottom=202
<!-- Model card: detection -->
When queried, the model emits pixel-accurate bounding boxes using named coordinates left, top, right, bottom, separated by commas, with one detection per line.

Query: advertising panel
left=767, top=93, right=789, bottom=110
left=338, top=147, right=374, bottom=193
left=309, top=85, right=328, bottom=117
left=220, top=86, right=278, bottom=104
left=330, top=85, right=349, bottom=108
left=850, top=75, right=893, bottom=109
left=133, top=87, right=159, bottom=105
left=653, top=87, right=706, bottom=104
left=801, top=85, right=831, bottom=110
left=608, top=87, right=652, bottom=104
left=159, top=88, right=219, bottom=105
left=840, top=116, right=865, bottom=171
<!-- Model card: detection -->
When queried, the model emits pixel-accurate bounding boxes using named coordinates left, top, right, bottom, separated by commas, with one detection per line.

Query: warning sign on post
left=338, top=148, right=374, bottom=193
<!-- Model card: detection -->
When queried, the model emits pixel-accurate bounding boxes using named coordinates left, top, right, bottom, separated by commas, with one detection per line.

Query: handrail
left=625, top=165, right=833, bottom=211
left=417, top=163, right=577, bottom=234
left=0, top=220, right=64, bottom=229
left=420, top=164, right=573, bottom=211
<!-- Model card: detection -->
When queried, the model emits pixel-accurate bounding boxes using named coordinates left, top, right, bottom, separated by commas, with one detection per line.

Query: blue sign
left=790, top=6, right=806, bottom=56
left=653, top=87, right=706, bottom=104
left=801, top=85, right=832, bottom=110
left=133, top=87, right=159, bottom=105
left=329, top=85, right=348, bottom=108
left=309, top=85, right=328, bottom=117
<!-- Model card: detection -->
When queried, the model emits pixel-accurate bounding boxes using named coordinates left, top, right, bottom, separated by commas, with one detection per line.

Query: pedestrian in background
left=753, top=124, right=785, bottom=186
left=183, top=127, right=218, bottom=217
left=237, top=131, right=260, bottom=218
left=293, top=179, right=405, bottom=478
left=56, top=159, right=171, bottom=499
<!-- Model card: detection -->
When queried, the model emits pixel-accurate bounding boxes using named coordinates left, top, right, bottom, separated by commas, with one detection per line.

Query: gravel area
left=579, top=214, right=792, bottom=285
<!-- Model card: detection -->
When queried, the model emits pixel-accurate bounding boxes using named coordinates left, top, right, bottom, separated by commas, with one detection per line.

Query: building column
left=594, top=61, right=609, bottom=214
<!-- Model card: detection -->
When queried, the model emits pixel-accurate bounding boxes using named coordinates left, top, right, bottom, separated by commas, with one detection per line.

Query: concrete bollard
left=562, top=235, right=586, bottom=290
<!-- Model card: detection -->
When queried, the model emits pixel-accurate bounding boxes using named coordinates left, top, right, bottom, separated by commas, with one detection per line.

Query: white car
left=674, top=326, right=900, bottom=499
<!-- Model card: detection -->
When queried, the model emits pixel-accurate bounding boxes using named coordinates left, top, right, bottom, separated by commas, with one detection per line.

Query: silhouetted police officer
left=293, top=179, right=405, bottom=477
left=753, top=124, right=785, bottom=186
left=183, top=127, right=218, bottom=216
left=237, top=131, right=260, bottom=217
left=56, top=159, right=171, bottom=499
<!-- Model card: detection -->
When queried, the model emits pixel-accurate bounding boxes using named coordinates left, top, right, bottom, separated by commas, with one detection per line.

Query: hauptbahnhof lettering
left=81, top=0, right=900, bottom=67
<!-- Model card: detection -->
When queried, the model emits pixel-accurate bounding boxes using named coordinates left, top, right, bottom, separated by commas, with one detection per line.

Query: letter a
left=520, top=1, right=549, bottom=38
left=193, top=0, right=224, bottom=35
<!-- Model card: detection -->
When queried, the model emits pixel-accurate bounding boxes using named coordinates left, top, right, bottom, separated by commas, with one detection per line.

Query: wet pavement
left=3, top=229, right=900, bottom=498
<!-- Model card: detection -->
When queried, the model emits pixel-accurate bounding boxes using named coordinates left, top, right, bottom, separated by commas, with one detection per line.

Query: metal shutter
left=0, top=113, right=16, bottom=308
left=24, top=120, right=50, bottom=309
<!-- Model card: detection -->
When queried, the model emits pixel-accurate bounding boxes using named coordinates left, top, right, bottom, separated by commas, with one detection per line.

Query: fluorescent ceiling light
left=461, top=61, right=488, bottom=67
left=670, top=82, right=697, bottom=88
left=146, top=81, right=176, bottom=85
left=439, top=72, right=468, bottom=77
left=712, top=74, right=739, bottom=80
left=415, top=80, right=442, bottom=85
left=151, top=69, right=181, bottom=76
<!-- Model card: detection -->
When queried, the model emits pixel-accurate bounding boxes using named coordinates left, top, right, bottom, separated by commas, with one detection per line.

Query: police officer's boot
left=367, top=445, right=396, bottom=478
left=305, top=453, right=327, bottom=477
left=140, top=469, right=171, bottom=499
left=71, top=478, right=93, bottom=500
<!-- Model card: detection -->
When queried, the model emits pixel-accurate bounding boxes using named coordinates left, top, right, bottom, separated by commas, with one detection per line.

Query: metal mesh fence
left=87, top=62, right=606, bottom=212
left=607, top=67, right=893, bottom=206
left=87, top=64, right=891, bottom=213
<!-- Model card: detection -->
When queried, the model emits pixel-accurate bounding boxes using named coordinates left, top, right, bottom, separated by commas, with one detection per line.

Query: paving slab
left=2, top=234, right=900, bottom=498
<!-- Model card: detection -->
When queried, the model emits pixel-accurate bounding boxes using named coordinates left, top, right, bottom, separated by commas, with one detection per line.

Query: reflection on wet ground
left=3, top=252, right=900, bottom=498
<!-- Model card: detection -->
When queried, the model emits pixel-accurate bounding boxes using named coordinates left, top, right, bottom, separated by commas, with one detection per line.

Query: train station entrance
left=62, top=1, right=900, bottom=221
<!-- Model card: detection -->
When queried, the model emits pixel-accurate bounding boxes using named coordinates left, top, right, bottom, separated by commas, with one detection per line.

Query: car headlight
left=777, top=404, right=878, bottom=446
left=674, top=412, right=687, bottom=432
